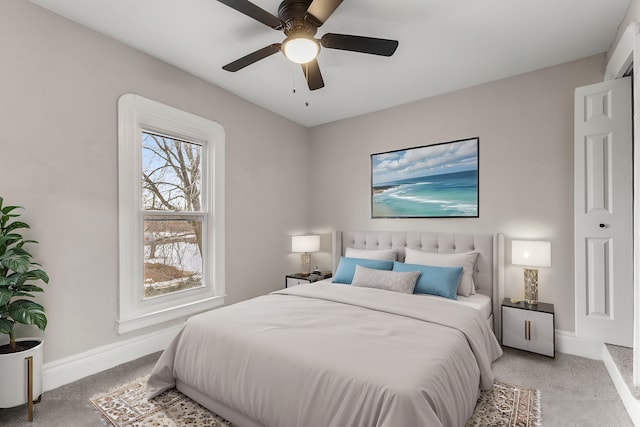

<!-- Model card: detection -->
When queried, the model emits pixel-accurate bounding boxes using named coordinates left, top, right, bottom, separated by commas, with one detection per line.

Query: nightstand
left=501, top=298, right=555, bottom=357
left=285, top=272, right=332, bottom=288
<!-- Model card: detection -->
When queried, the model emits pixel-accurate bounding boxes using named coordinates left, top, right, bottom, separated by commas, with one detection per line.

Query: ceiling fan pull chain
left=292, top=62, right=298, bottom=94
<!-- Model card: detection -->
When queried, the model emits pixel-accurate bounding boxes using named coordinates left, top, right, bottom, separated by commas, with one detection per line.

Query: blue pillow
left=332, top=257, right=394, bottom=284
left=392, top=261, right=462, bottom=300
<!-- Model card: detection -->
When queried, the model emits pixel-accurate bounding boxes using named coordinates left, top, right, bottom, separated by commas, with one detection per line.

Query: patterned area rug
left=90, top=377, right=235, bottom=427
left=90, top=376, right=540, bottom=427
left=466, top=380, right=541, bottom=427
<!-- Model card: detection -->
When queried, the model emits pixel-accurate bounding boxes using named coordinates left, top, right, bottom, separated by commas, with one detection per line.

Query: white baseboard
left=555, top=329, right=604, bottom=360
left=42, top=323, right=183, bottom=392
left=602, top=345, right=640, bottom=425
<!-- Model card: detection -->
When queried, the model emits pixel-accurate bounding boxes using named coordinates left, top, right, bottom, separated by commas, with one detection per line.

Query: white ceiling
left=30, top=0, right=630, bottom=127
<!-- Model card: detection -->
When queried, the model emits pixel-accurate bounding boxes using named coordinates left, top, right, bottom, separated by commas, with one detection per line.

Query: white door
left=575, top=76, right=633, bottom=347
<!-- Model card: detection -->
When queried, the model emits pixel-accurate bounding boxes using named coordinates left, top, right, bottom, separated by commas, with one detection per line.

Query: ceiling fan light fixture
left=282, top=36, right=319, bottom=64
left=218, top=0, right=399, bottom=91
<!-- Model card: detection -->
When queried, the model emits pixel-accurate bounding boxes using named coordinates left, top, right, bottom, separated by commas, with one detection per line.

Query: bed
left=147, top=231, right=503, bottom=427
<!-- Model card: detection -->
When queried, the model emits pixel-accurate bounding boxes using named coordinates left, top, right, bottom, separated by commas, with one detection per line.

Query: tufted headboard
left=333, top=231, right=500, bottom=323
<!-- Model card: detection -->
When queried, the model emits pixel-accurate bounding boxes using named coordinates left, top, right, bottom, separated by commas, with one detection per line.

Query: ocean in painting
left=372, top=169, right=478, bottom=217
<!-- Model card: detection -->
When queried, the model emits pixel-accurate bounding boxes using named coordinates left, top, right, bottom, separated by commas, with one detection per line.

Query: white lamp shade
left=292, top=235, right=320, bottom=253
left=512, top=240, right=551, bottom=267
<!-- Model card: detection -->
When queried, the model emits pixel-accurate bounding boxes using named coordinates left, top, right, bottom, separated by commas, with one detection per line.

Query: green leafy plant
left=0, top=197, right=49, bottom=352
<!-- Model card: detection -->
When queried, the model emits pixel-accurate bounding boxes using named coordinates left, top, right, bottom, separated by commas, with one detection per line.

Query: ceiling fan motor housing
left=278, top=0, right=319, bottom=35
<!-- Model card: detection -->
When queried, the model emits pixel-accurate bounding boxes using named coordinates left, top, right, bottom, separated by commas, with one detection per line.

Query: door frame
left=605, top=21, right=640, bottom=385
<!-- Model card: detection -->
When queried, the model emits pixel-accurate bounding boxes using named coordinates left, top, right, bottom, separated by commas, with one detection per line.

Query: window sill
left=117, top=295, right=226, bottom=334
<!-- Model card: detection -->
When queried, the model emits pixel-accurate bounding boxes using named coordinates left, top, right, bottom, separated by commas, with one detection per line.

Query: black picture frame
left=371, top=137, right=479, bottom=218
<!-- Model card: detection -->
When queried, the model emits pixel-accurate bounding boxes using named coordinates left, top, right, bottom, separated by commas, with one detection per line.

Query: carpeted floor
left=607, top=344, right=640, bottom=401
left=0, top=347, right=633, bottom=426
left=494, top=347, right=633, bottom=426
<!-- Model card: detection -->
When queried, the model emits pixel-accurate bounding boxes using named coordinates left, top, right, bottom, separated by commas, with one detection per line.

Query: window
left=142, top=132, right=204, bottom=298
left=118, top=94, right=225, bottom=334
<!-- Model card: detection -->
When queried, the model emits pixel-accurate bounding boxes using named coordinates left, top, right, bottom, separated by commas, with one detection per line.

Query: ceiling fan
left=217, top=0, right=399, bottom=90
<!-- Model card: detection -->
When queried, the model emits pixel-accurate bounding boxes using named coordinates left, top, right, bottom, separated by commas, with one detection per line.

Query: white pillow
left=404, top=248, right=478, bottom=296
left=345, top=247, right=397, bottom=261
left=351, top=265, right=419, bottom=294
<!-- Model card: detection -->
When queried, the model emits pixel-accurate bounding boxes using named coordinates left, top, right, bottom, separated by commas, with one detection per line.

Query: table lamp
left=292, top=235, right=320, bottom=276
left=512, top=240, right=551, bottom=305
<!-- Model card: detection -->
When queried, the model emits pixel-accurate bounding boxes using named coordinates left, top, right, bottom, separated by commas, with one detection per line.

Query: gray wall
left=0, top=0, right=309, bottom=362
left=1, top=0, right=625, bottom=365
left=307, top=54, right=606, bottom=333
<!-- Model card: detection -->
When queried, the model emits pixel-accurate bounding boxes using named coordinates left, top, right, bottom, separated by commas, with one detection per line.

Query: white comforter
left=148, top=283, right=503, bottom=427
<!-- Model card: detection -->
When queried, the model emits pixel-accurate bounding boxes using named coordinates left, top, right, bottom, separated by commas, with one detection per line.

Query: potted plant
left=0, top=197, right=49, bottom=408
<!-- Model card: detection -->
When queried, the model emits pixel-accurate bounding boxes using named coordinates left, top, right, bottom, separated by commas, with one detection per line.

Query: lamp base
left=300, top=252, right=311, bottom=276
left=524, top=268, right=539, bottom=305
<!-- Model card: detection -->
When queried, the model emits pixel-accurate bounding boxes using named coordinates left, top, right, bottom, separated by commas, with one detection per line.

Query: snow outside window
left=117, top=94, right=225, bottom=334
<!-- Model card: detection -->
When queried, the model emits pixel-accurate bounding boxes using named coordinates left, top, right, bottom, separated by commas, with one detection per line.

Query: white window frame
left=117, top=94, right=225, bottom=334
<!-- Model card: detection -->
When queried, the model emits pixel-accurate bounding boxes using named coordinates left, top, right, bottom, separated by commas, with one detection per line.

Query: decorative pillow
left=332, top=257, right=394, bottom=284
left=344, top=247, right=397, bottom=261
left=404, top=248, right=478, bottom=296
left=351, top=265, right=419, bottom=294
left=392, top=261, right=462, bottom=300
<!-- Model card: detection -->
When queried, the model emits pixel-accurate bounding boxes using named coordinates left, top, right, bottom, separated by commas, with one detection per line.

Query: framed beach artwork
left=371, top=137, right=479, bottom=218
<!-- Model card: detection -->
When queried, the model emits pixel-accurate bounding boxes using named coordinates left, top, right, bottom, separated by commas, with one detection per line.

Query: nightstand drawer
left=286, top=277, right=311, bottom=287
left=502, top=299, right=555, bottom=357
left=285, top=272, right=332, bottom=288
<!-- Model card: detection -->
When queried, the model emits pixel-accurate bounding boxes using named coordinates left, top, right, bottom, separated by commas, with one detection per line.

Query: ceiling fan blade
left=217, top=0, right=282, bottom=29
left=305, top=0, right=343, bottom=26
left=222, top=43, right=282, bottom=72
left=301, top=59, right=325, bottom=91
left=321, top=33, right=399, bottom=56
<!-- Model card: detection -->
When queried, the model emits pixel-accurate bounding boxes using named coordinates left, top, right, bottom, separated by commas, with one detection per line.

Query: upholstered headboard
left=333, top=231, right=500, bottom=324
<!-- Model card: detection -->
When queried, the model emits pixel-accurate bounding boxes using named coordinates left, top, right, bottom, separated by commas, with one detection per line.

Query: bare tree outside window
left=141, top=131, right=205, bottom=298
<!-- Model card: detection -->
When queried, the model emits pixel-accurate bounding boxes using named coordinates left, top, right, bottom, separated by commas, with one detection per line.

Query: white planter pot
left=0, top=338, right=43, bottom=408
